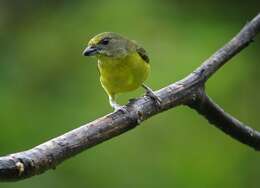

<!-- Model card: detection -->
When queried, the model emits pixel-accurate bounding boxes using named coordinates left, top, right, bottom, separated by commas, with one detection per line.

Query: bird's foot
left=109, top=96, right=128, bottom=114
left=113, top=104, right=128, bottom=114
left=142, top=84, right=162, bottom=108
left=145, top=90, right=162, bottom=107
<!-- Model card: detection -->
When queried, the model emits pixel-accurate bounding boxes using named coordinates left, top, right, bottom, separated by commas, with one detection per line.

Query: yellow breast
left=98, top=52, right=150, bottom=97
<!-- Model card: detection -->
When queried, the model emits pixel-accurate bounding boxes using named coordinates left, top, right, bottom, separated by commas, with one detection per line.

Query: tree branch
left=0, top=13, right=260, bottom=182
left=187, top=89, right=260, bottom=151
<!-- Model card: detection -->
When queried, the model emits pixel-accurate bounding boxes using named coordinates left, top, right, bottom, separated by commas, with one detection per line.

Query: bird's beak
left=82, top=46, right=99, bottom=56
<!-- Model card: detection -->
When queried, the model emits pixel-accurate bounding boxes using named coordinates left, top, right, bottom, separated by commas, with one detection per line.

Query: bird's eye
left=100, top=38, right=110, bottom=45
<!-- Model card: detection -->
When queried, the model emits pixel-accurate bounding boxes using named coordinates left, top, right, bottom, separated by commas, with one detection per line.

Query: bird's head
left=83, top=32, right=133, bottom=59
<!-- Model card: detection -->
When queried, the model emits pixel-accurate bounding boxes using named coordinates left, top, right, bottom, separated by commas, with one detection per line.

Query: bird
left=82, top=32, right=161, bottom=111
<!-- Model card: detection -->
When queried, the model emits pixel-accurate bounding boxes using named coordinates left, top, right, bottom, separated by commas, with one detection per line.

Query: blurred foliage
left=0, top=0, right=260, bottom=187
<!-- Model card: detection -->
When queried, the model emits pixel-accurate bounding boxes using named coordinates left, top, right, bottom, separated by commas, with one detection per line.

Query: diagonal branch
left=0, top=13, right=260, bottom=182
left=187, top=89, right=260, bottom=151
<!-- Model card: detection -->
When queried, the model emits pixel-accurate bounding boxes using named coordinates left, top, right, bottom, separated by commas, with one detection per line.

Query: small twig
left=0, top=13, right=259, bottom=182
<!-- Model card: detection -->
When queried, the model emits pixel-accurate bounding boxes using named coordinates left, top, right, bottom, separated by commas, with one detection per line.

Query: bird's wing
left=136, top=46, right=150, bottom=63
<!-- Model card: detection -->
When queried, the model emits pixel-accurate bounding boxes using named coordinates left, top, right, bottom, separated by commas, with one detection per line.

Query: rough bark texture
left=0, top=13, right=260, bottom=182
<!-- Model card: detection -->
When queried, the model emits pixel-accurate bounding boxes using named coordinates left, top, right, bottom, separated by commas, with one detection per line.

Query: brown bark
left=0, top=13, right=260, bottom=182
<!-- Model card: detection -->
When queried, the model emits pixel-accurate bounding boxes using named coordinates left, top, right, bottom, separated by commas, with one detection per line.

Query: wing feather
left=136, top=47, right=149, bottom=63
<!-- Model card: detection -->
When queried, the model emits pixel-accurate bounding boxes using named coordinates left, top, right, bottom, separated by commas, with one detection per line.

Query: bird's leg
left=142, top=84, right=162, bottom=106
left=109, top=95, right=128, bottom=113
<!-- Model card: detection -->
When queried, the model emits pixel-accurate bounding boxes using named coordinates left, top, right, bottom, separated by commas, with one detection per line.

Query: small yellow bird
left=83, top=32, right=161, bottom=111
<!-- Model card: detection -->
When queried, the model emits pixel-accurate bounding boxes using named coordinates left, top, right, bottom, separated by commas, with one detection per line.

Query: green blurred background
left=0, top=0, right=260, bottom=187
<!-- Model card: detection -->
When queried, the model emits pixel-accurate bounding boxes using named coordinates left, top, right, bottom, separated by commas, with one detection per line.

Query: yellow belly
left=98, top=52, right=150, bottom=97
